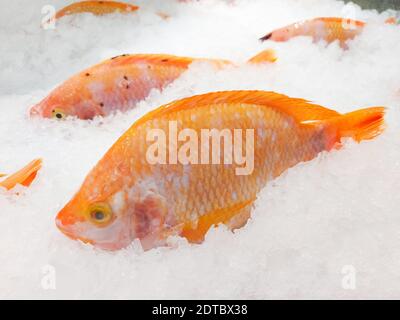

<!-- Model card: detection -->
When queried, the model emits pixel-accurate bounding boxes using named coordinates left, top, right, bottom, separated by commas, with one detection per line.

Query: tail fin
left=247, top=49, right=277, bottom=64
left=0, top=158, right=42, bottom=190
left=327, top=107, right=386, bottom=144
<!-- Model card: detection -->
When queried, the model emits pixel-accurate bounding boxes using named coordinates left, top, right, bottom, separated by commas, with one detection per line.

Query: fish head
left=55, top=149, right=168, bottom=251
left=56, top=184, right=169, bottom=250
left=270, top=26, right=296, bottom=41
left=29, top=83, right=104, bottom=120
left=55, top=156, right=136, bottom=250
left=262, top=21, right=307, bottom=42
left=55, top=186, right=135, bottom=250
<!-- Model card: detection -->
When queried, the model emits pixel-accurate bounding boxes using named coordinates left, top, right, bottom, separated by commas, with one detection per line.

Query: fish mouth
left=55, top=218, right=77, bottom=239
left=55, top=218, right=94, bottom=245
left=55, top=217, right=123, bottom=250
left=259, top=32, right=272, bottom=41
left=29, top=104, right=42, bottom=117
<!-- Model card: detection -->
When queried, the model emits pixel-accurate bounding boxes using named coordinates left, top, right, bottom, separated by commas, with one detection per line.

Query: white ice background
left=0, top=0, right=400, bottom=299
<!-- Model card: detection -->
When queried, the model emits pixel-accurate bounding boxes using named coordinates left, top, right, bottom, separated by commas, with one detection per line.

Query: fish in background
left=55, top=90, right=385, bottom=251
left=54, top=1, right=139, bottom=20
left=30, top=51, right=276, bottom=120
left=260, top=16, right=400, bottom=49
left=385, top=16, right=400, bottom=25
left=0, top=159, right=42, bottom=191
left=49, top=0, right=192, bottom=23
left=260, top=17, right=366, bottom=49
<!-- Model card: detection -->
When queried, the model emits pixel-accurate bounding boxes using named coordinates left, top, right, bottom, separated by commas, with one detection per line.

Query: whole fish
left=55, top=1, right=139, bottom=20
left=55, top=90, right=385, bottom=251
left=260, top=17, right=366, bottom=49
left=0, top=159, right=42, bottom=191
left=30, top=51, right=276, bottom=120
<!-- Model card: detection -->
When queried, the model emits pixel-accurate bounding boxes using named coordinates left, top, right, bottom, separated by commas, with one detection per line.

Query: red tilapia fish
left=55, top=90, right=385, bottom=251
left=260, top=17, right=366, bottom=49
left=30, top=51, right=276, bottom=120
left=0, top=159, right=42, bottom=191
left=55, top=1, right=139, bottom=20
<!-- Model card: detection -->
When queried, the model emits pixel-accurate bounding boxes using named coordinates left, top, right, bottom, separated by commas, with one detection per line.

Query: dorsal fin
left=316, top=17, right=366, bottom=27
left=93, top=53, right=232, bottom=71
left=106, top=54, right=196, bottom=68
left=131, top=90, right=341, bottom=130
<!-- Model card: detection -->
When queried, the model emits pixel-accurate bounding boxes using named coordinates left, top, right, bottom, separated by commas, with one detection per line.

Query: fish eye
left=51, top=108, right=67, bottom=120
left=87, top=203, right=113, bottom=227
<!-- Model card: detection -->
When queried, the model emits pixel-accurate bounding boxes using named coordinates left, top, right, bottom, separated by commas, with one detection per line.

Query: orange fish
left=0, top=159, right=42, bottom=191
left=55, top=1, right=139, bottom=20
left=30, top=51, right=276, bottom=120
left=55, top=90, right=385, bottom=251
left=385, top=17, right=399, bottom=25
left=260, top=17, right=366, bottom=49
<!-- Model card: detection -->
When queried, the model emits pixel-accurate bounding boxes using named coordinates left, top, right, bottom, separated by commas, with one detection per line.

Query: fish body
left=55, top=1, right=139, bottom=20
left=30, top=54, right=200, bottom=119
left=260, top=17, right=365, bottom=48
left=30, top=53, right=274, bottom=120
left=55, top=91, right=385, bottom=251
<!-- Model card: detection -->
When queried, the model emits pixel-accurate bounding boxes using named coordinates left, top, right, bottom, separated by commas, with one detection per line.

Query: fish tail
left=247, top=49, right=277, bottom=64
left=0, top=158, right=42, bottom=190
left=326, top=107, right=386, bottom=147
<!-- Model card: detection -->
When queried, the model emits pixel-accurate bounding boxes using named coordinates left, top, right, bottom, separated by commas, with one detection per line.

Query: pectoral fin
left=180, top=198, right=255, bottom=243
